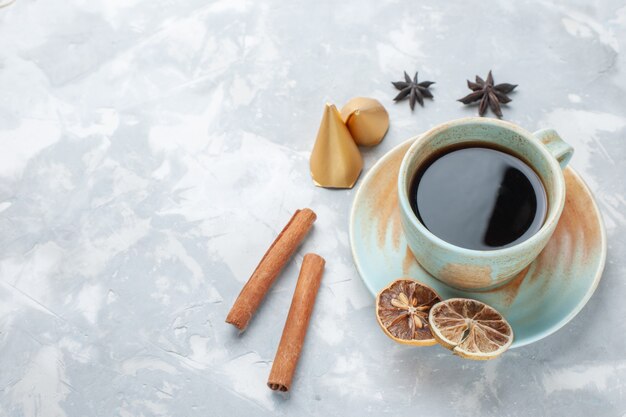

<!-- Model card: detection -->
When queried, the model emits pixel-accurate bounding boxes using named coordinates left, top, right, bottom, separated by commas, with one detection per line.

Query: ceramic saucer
left=350, top=137, right=607, bottom=348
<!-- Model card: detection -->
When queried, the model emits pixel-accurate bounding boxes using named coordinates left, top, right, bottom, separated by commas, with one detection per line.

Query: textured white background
left=0, top=0, right=625, bottom=416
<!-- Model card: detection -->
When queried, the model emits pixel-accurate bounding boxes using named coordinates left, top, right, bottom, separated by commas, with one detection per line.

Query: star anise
left=392, top=71, right=435, bottom=110
left=458, top=70, right=517, bottom=118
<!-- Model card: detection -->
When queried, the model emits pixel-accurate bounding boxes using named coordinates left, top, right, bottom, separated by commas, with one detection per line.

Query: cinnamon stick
left=226, top=208, right=317, bottom=331
left=267, top=253, right=325, bottom=392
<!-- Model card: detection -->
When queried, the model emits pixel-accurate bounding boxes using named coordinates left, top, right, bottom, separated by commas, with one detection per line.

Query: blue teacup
left=398, top=117, right=573, bottom=290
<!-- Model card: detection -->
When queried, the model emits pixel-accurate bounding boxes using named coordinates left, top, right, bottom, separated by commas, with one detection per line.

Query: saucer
left=350, top=137, right=606, bottom=348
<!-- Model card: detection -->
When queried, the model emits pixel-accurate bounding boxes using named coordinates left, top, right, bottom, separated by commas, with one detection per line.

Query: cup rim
left=397, top=117, right=566, bottom=257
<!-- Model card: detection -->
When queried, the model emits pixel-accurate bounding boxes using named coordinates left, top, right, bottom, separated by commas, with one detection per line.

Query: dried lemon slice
left=376, top=279, right=442, bottom=346
left=428, top=298, right=513, bottom=360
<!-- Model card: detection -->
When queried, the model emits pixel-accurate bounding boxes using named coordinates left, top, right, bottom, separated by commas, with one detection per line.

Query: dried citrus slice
left=428, top=298, right=513, bottom=360
left=376, top=279, right=442, bottom=346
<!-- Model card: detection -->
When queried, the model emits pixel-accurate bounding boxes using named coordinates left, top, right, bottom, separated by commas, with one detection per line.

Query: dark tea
left=409, top=146, right=547, bottom=250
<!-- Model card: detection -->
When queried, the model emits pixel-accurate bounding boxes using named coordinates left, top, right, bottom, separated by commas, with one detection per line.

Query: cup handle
left=533, top=129, right=574, bottom=169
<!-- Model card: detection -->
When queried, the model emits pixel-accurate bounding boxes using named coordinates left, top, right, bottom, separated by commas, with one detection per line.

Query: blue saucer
left=349, top=138, right=606, bottom=348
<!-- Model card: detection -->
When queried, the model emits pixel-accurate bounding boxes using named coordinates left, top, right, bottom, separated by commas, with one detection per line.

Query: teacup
left=398, top=117, right=573, bottom=290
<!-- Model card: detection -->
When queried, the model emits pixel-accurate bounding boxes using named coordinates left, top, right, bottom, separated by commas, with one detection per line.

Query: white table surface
left=0, top=0, right=625, bottom=416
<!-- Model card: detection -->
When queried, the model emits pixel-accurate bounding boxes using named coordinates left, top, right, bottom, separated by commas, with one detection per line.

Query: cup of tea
left=397, top=117, right=574, bottom=290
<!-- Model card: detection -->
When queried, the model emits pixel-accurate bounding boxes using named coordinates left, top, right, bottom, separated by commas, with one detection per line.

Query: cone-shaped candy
left=310, top=103, right=363, bottom=189
left=340, top=97, right=389, bottom=147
